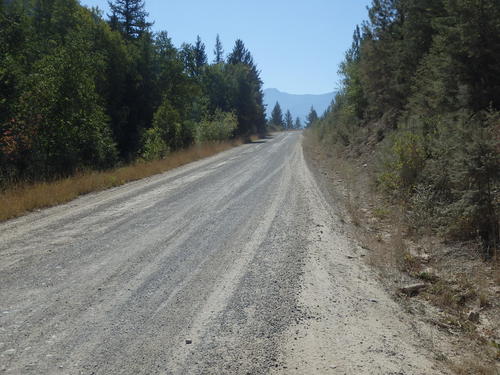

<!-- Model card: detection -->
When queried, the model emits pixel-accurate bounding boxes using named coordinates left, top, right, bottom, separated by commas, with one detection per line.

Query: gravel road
left=0, top=132, right=444, bottom=374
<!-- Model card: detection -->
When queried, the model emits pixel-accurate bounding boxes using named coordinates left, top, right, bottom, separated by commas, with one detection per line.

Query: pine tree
left=285, top=110, right=293, bottom=130
left=179, top=42, right=195, bottom=77
left=226, top=39, right=267, bottom=136
left=107, top=0, right=152, bottom=39
left=294, top=117, right=302, bottom=129
left=305, top=106, right=318, bottom=128
left=270, top=102, right=284, bottom=129
left=213, top=34, right=224, bottom=64
left=193, top=35, right=207, bottom=76
left=227, top=39, right=253, bottom=65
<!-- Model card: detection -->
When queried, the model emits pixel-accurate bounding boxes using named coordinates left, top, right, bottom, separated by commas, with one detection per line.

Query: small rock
left=468, top=310, right=480, bottom=323
left=418, top=253, right=431, bottom=263
left=3, top=349, right=16, bottom=356
left=185, top=339, right=192, bottom=345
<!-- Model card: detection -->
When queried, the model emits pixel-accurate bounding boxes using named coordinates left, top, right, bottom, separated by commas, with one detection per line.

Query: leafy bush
left=151, top=99, right=183, bottom=151
left=140, top=127, right=168, bottom=161
left=15, top=36, right=118, bottom=178
left=378, top=130, right=426, bottom=197
left=195, top=111, right=237, bottom=143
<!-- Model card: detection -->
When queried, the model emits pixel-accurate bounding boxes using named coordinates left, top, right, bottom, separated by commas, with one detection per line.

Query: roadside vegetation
left=0, top=0, right=267, bottom=195
left=305, top=0, right=499, bottom=372
left=310, top=0, right=499, bottom=256
left=0, top=139, right=242, bottom=222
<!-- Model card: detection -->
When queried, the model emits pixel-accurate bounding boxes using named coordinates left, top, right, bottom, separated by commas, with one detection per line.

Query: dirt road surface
left=0, top=132, right=444, bottom=374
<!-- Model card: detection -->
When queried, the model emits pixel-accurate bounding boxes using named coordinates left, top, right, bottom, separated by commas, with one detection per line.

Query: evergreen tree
left=107, top=0, right=152, bottom=39
left=294, top=117, right=302, bottom=129
left=193, top=35, right=207, bottom=76
left=213, top=34, right=224, bottom=64
left=270, top=102, right=284, bottom=129
left=284, top=110, right=293, bottom=130
left=179, top=42, right=196, bottom=77
left=226, top=39, right=266, bottom=136
left=305, top=106, right=318, bottom=127
left=227, top=39, right=253, bottom=65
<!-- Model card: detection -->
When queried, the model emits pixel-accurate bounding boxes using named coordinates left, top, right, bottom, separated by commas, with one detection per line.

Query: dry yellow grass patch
left=0, top=140, right=242, bottom=222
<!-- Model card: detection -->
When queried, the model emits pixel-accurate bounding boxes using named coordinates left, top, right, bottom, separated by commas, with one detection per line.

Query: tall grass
left=0, top=140, right=242, bottom=222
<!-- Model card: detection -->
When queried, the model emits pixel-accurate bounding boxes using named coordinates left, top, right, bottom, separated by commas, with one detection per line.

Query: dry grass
left=249, top=134, right=261, bottom=142
left=0, top=140, right=243, bottom=222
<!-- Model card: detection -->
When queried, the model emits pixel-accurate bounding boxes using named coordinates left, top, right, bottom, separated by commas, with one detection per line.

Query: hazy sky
left=80, top=0, right=371, bottom=95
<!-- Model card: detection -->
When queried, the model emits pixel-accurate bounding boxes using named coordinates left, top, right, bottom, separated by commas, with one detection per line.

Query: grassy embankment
left=303, top=128, right=499, bottom=374
left=0, top=140, right=245, bottom=222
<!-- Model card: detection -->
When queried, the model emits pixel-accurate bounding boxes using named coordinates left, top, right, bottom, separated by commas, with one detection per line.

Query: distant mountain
left=263, top=88, right=336, bottom=123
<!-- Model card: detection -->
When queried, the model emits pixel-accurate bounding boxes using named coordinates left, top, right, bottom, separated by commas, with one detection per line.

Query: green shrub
left=151, top=99, right=183, bottom=151
left=378, top=130, right=426, bottom=197
left=439, top=112, right=499, bottom=253
left=140, top=127, right=169, bottom=161
left=195, top=110, right=237, bottom=143
left=385, top=111, right=499, bottom=254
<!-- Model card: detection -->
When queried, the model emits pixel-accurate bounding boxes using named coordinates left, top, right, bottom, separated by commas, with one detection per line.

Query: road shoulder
left=272, top=136, right=449, bottom=374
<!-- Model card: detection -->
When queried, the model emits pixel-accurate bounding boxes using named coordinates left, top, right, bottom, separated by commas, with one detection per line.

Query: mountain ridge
left=263, top=88, right=336, bottom=123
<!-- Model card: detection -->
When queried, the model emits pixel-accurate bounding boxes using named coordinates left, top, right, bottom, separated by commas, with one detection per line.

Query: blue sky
left=80, top=0, right=371, bottom=95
